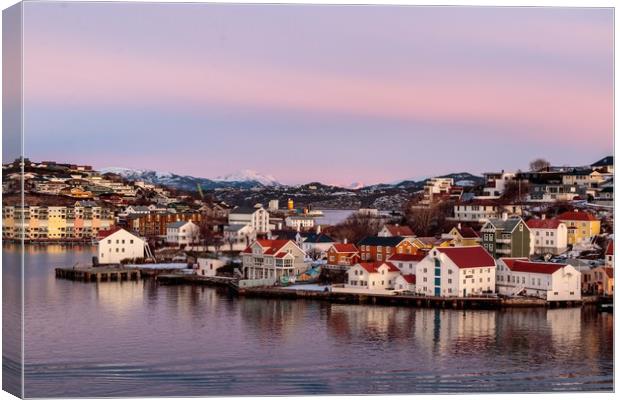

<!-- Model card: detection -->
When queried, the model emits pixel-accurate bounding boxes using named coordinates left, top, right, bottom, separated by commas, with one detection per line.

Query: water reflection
left=10, top=245, right=613, bottom=397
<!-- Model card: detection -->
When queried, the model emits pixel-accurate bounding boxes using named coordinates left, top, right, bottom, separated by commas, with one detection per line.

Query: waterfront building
left=285, top=215, right=315, bottom=231
left=415, top=246, right=496, bottom=297
left=557, top=210, right=601, bottom=245
left=480, top=216, right=531, bottom=258
left=387, top=253, right=426, bottom=275
left=241, top=239, right=309, bottom=280
left=496, top=258, right=581, bottom=301
left=196, top=257, right=227, bottom=277
left=394, top=274, right=416, bottom=292
left=229, top=205, right=270, bottom=234
left=166, top=220, right=200, bottom=247
left=223, top=224, right=256, bottom=250
left=326, top=243, right=360, bottom=267
left=606, top=241, right=613, bottom=267
left=97, top=227, right=146, bottom=264
left=344, top=262, right=401, bottom=291
left=525, top=217, right=568, bottom=256
left=2, top=202, right=114, bottom=241
left=582, top=266, right=614, bottom=296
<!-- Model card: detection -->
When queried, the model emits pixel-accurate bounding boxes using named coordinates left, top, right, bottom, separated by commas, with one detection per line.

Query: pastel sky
left=13, top=2, right=614, bottom=185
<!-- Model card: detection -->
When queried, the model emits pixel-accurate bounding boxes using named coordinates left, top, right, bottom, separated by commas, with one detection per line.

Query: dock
left=156, top=274, right=238, bottom=287
left=55, top=266, right=141, bottom=282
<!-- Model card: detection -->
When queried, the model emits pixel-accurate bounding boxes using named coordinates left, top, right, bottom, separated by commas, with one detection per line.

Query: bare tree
left=501, top=180, right=530, bottom=203
left=403, top=199, right=454, bottom=236
left=325, top=212, right=383, bottom=244
left=529, top=158, right=551, bottom=172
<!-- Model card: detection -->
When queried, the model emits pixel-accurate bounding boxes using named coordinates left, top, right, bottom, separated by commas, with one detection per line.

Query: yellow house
left=557, top=210, right=601, bottom=245
left=444, top=225, right=481, bottom=246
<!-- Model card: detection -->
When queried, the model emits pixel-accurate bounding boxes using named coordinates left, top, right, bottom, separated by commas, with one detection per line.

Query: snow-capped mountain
left=99, top=167, right=280, bottom=191
left=214, top=169, right=280, bottom=187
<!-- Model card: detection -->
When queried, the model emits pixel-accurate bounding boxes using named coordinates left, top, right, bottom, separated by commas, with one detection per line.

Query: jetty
left=55, top=266, right=141, bottom=282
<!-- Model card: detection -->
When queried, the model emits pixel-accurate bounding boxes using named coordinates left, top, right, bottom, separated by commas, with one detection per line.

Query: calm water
left=4, top=245, right=614, bottom=397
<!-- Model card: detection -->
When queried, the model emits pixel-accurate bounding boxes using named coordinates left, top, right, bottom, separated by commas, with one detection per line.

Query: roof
left=484, top=218, right=524, bottom=232
left=416, top=237, right=444, bottom=246
left=128, top=205, right=150, bottom=212
left=331, top=243, right=359, bottom=253
left=526, top=218, right=563, bottom=229
left=606, top=241, right=613, bottom=256
left=167, top=220, right=194, bottom=229
left=242, top=239, right=291, bottom=255
left=358, top=236, right=405, bottom=247
left=231, top=205, right=261, bottom=214
left=400, top=274, right=416, bottom=284
left=224, top=224, right=248, bottom=232
left=502, top=259, right=566, bottom=275
left=591, top=156, right=613, bottom=167
left=388, top=253, right=426, bottom=262
left=604, top=267, right=614, bottom=279
left=557, top=211, right=598, bottom=222
left=357, top=261, right=400, bottom=273
left=97, top=227, right=142, bottom=241
left=436, top=246, right=495, bottom=269
left=302, top=233, right=334, bottom=243
left=383, top=224, right=414, bottom=236
left=455, top=226, right=479, bottom=238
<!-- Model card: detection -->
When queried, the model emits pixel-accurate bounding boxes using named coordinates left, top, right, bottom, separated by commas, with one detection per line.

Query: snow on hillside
left=214, top=169, right=280, bottom=186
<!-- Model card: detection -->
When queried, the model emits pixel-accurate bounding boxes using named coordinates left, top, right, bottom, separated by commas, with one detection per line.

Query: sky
left=8, top=2, right=614, bottom=185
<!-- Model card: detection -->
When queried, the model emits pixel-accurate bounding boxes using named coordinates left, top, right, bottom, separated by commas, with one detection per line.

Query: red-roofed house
left=442, top=223, right=480, bottom=246
left=97, top=228, right=145, bottom=264
left=497, top=258, right=581, bottom=300
left=241, top=239, right=308, bottom=281
left=416, top=246, right=496, bottom=297
left=394, top=274, right=416, bottom=292
left=526, top=217, right=568, bottom=255
left=557, top=210, right=601, bottom=245
left=344, top=262, right=401, bottom=291
left=606, top=241, right=614, bottom=268
left=387, top=252, right=426, bottom=275
left=378, top=224, right=415, bottom=238
left=326, top=243, right=360, bottom=267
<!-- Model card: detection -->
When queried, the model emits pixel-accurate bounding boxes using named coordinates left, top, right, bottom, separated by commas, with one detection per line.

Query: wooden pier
left=55, top=267, right=141, bottom=282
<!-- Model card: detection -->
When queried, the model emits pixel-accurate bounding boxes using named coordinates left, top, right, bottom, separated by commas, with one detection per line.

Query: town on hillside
left=3, top=156, right=614, bottom=303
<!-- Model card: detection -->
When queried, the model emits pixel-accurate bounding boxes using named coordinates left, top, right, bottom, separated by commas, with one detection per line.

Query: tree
left=529, top=158, right=551, bottom=172
left=403, top=198, right=454, bottom=236
left=501, top=180, right=529, bottom=203
left=324, top=212, right=383, bottom=244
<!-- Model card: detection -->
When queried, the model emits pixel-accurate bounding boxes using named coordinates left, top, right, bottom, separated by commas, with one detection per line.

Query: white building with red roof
left=525, top=217, right=568, bottom=256
left=497, top=258, right=581, bottom=301
left=241, top=239, right=308, bottom=281
left=394, top=274, right=416, bottom=292
left=97, top=227, right=146, bottom=264
left=387, top=253, right=426, bottom=275
left=416, top=246, right=496, bottom=297
left=344, top=262, right=401, bottom=291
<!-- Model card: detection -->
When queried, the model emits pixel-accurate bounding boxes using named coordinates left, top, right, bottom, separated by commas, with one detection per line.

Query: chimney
left=541, top=214, right=546, bottom=220
left=344, top=238, right=348, bottom=244
left=316, top=225, right=321, bottom=234
left=457, top=223, right=462, bottom=230
left=502, top=212, right=508, bottom=221
left=574, top=209, right=579, bottom=213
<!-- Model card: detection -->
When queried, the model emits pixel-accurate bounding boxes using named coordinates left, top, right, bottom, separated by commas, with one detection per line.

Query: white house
left=344, top=262, right=401, bottom=290
left=223, top=224, right=256, bottom=250
left=416, top=246, right=496, bottom=297
left=241, top=239, right=309, bottom=281
left=481, top=171, right=516, bottom=198
left=525, top=217, right=568, bottom=256
left=97, top=227, right=145, bottom=264
left=606, top=241, right=613, bottom=268
left=229, top=205, right=270, bottom=234
left=394, top=274, right=416, bottom=292
left=496, top=258, right=581, bottom=301
left=378, top=224, right=415, bottom=238
left=285, top=215, right=316, bottom=231
left=166, top=220, right=200, bottom=247
left=298, top=232, right=334, bottom=258
left=196, top=258, right=227, bottom=277
left=387, top=253, right=426, bottom=275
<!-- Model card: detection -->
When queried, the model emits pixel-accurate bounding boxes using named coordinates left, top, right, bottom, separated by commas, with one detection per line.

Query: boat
left=597, top=303, right=613, bottom=313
